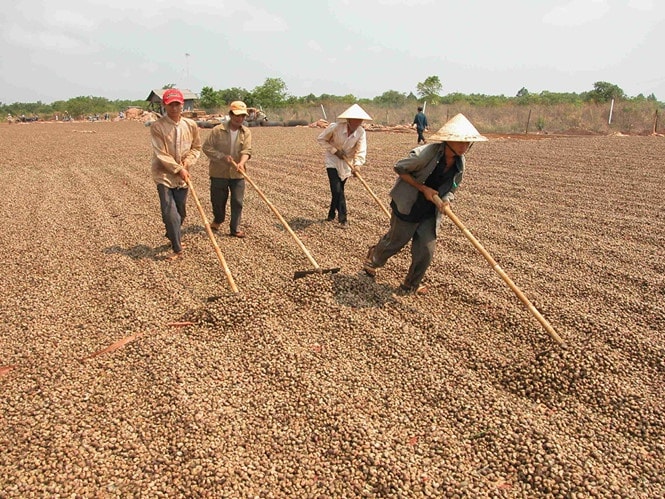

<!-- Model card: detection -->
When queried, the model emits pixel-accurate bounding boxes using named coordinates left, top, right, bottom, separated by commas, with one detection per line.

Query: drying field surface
left=1, top=121, right=663, bottom=497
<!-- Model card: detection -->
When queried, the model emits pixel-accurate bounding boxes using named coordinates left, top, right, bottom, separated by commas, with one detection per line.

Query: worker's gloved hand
left=334, top=150, right=345, bottom=160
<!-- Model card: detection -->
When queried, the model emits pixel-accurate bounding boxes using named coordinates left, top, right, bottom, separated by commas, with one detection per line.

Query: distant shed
left=146, top=88, right=198, bottom=114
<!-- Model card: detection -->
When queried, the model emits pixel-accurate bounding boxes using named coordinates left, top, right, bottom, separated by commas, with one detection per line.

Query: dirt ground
left=1, top=121, right=663, bottom=497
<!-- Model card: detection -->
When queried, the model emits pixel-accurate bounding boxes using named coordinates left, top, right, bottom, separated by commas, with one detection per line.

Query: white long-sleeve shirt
left=316, top=122, right=367, bottom=181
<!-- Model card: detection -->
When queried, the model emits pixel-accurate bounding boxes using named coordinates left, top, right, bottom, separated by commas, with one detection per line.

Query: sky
left=1, top=0, right=664, bottom=104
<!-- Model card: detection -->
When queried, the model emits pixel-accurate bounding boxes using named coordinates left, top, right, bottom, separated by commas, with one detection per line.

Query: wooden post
left=653, top=109, right=659, bottom=134
left=608, top=99, right=614, bottom=125
left=525, top=109, right=532, bottom=134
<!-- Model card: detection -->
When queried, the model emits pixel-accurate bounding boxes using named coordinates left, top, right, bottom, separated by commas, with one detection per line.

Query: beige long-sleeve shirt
left=150, top=115, right=202, bottom=188
left=202, top=122, right=253, bottom=179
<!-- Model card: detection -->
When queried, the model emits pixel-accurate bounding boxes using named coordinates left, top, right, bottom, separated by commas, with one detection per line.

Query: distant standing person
left=202, top=101, right=252, bottom=238
left=363, top=114, right=487, bottom=294
left=316, top=103, right=372, bottom=227
left=412, top=105, right=429, bottom=145
left=150, top=88, right=202, bottom=260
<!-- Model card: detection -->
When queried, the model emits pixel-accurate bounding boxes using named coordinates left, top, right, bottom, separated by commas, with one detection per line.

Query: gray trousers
left=369, top=214, right=437, bottom=289
left=157, top=184, right=187, bottom=253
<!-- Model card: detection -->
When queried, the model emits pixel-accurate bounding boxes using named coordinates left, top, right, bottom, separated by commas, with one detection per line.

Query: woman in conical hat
left=316, top=104, right=373, bottom=227
left=363, top=113, right=487, bottom=294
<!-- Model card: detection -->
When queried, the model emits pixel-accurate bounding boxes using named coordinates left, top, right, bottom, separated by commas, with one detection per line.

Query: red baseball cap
left=162, top=89, right=184, bottom=105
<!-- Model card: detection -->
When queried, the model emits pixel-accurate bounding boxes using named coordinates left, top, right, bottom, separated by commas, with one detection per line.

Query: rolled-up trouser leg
left=369, top=213, right=419, bottom=268
left=403, top=216, right=437, bottom=289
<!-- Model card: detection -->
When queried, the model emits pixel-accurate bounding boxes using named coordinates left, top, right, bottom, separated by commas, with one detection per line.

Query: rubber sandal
left=363, top=263, right=376, bottom=277
left=399, top=284, right=428, bottom=295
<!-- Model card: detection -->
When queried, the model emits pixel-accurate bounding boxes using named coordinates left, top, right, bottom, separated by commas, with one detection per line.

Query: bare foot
left=166, top=251, right=183, bottom=261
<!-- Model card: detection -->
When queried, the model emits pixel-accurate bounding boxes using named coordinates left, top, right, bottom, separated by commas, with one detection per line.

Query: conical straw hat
left=428, top=113, right=488, bottom=142
left=337, top=103, right=373, bottom=121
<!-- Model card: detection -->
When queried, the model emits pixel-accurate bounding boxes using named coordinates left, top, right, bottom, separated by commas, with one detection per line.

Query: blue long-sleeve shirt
left=412, top=111, right=428, bottom=131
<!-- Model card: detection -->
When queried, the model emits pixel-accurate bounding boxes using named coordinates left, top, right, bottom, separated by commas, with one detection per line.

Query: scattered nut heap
left=0, top=122, right=663, bottom=496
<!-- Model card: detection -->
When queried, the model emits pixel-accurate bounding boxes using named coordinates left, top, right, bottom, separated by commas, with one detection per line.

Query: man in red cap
left=150, top=88, right=202, bottom=259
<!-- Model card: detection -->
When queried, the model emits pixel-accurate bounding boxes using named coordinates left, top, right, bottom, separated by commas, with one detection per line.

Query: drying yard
left=1, top=120, right=663, bottom=497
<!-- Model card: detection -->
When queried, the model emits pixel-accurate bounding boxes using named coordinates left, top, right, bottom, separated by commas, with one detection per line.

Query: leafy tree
left=199, top=86, right=223, bottom=109
left=440, top=92, right=468, bottom=105
left=515, top=87, right=534, bottom=105
left=219, top=87, right=251, bottom=106
left=373, top=90, right=408, bottom=106
left=252, top=77, right=289, bottom=108
left=416, top=76, right=442, bottom=103
left=65, top=96, right=96, bottom=118
left=586, top=81, right=626, bottom=103
left=302, top=93, right=317, bottom=104
left=317, top=93, right=356, bottom=104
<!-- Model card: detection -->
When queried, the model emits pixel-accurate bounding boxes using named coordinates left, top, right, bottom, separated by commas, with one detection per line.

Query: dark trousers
left=416, top=128, right=426, bottom=143
left=326, top=168, right=347, bottom=223
left=157, top=184, right=187, bottom=253
left=210, top=177, right=245, bottom=234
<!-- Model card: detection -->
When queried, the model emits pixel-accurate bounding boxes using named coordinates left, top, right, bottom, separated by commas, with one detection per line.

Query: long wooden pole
left=232, top=161, right=340, bottom=278
left=241, top=170, right=320, bottom=270
left=433, top=195, right=565, bottom=346
left=186, top=178, right=239, bottom=293
left=344, top=159, right=391, bottom=218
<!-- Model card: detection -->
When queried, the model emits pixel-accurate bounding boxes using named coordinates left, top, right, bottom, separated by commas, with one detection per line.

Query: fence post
left=608, top=99, right=614, bottom=125
left=653, top=109, right=659, bottom=134
left=525, top=109, right=532, bottom=134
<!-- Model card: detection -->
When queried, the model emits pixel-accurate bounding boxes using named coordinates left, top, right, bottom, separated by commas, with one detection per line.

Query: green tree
left=199, top=86, right=223, bottom=109
left=66, top=96, right=97, bottom=118
left=219, top=87, right=251, bottom=106
left=416, top=76, right=442, bottom=104
left=373, top=90, right=408, bottom=106
left=252, top=77, right=289, bottom=108
left=586, top=81, right=626, bottom=102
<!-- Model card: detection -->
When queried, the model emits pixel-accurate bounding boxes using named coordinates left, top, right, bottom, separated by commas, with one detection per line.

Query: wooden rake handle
left=433, top=195, right=565, bottom=346
left=234, top=163, right=321, bottom=271
left=345, top=159, right=391, bottom=218
left=186, top=177, right=239, bottom=293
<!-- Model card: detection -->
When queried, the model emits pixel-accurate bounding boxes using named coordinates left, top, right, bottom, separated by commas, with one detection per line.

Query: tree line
left=2, top=76, right=661, bottom=119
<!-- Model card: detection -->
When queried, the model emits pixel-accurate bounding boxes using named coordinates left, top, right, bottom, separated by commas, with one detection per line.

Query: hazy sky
left=1, top=0, right=664, bottom=104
